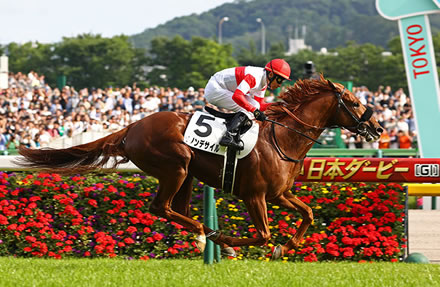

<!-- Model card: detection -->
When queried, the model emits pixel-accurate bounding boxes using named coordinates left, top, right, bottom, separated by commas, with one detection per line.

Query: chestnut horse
left=17, top=76, right=382, bottom=259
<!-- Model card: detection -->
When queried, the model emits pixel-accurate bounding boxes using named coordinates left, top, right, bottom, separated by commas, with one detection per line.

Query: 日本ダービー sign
left=296, top=158, right=440, bottom=182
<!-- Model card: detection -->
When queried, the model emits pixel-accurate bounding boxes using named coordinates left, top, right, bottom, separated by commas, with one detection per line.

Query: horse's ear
left=327, top=79, right=337, bottom=90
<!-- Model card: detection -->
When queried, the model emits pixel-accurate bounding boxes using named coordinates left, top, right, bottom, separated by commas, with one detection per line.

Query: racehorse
left=17, top=76, right=382, bottom=260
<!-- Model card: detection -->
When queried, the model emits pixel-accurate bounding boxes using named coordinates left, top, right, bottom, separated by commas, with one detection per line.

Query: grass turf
left=0, top=258, right=439, bottom=287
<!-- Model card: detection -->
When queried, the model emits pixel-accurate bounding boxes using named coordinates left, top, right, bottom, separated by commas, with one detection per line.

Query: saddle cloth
left=183, top=110, right=259, bottom=159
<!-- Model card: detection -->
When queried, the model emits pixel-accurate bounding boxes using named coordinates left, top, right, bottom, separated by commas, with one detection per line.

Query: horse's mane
left=266, top=74, right=335, bottom=121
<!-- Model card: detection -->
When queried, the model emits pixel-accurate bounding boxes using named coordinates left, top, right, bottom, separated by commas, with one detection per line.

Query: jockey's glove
left=253, top=109, right=266, bottom=121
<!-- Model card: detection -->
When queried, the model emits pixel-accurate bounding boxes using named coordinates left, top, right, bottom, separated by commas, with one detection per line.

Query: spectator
left=193, top=95, right=206, bottom=111
left=123, top=91, right=133, bottom=114
left=0, top=128, right=7, bottom=153
left=398, top=130, right=412, bottom=149
left=378, top=129, right=391, bottom=149
left=396, top=117, right=409, bottom=134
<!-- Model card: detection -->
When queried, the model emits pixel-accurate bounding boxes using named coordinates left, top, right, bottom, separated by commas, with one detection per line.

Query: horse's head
left=326, top=80, right=383, bottom=142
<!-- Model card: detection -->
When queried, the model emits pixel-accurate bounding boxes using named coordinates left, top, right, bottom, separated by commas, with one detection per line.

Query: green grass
left=0, top=258, right=439, bottom=287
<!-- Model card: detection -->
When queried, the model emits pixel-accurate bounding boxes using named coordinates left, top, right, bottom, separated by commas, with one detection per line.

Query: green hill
left=130, top=0, right=440, bottom=52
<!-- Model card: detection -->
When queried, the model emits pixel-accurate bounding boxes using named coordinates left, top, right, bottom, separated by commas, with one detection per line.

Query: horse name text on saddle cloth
left=183, top=111, right=259, bottom=159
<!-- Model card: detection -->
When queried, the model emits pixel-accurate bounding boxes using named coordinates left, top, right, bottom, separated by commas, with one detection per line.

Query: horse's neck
left=282, top=116, right=324, bottom=157
left=296, top=97, right=335, bottom=130
left=265, top=99, right=336, bottom=160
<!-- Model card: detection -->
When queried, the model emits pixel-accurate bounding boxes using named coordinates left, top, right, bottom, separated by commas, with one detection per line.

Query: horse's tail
left=17, top=127, right=130, bottom=174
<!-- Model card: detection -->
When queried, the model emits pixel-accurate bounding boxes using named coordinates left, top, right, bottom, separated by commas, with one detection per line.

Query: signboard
left=376, top=0, right=440, bottom=158
left=296, top=158, right=440, bottom=182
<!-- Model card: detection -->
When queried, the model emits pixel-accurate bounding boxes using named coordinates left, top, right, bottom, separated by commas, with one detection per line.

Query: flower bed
left=0, top=171, right=405, bottom=261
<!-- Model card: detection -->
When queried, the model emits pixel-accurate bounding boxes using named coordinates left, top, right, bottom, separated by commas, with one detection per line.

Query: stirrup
left=219, top=133, right=244, bottom=150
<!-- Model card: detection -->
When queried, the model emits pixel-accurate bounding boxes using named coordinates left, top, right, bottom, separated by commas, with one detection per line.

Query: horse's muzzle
left=357, top=122, right=382, bottom=142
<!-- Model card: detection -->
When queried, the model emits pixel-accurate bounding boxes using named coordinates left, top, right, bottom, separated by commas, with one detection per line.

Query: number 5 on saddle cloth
left=183, top=108, right=259, bottom=193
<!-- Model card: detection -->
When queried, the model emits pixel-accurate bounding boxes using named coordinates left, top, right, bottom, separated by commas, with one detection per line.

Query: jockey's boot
left=219, top=112, right=248, bottom=150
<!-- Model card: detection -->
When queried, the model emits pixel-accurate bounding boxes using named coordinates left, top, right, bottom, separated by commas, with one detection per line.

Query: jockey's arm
left=231, top=74, right=257, bottom=112
left=254, top=96, right=272, bottom=112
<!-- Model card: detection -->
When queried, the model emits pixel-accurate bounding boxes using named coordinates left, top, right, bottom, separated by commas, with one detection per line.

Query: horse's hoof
left=221, top=247, right=236, bottom=258
left=195, top=234, right=206, bottom=252
left=272, top=245, right=283, bottom=260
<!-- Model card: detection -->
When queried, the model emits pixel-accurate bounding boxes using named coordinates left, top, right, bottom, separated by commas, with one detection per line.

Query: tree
left=7, top=42, right=53, bottom=80
left=148, top=36, right=237, bottom=89
left=53, top=34, right=148, bottom=89
left=236, top=40, right=267, bottom=67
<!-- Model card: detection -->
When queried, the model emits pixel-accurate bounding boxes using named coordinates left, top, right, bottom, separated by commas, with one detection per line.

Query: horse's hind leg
left=171, top=174, right=193, bottom=217
left=149, top=169, right=207, bottom=251
left=171, top=175, right=236, bottom=256
left=269, top=192, right=313, bottom=260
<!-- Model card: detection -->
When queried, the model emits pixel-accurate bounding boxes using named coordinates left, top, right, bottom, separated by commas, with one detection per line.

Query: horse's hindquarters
left=123, top=112, right=192, bottom=177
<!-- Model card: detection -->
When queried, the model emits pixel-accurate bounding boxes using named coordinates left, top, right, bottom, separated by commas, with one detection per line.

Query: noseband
left=332, top=88, right=373, bottom=135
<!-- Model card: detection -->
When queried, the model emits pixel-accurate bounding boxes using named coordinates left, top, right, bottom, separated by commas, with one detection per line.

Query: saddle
left=183, top=109, right=259, bottom=194
left=204, top=106, right=252, bottom=136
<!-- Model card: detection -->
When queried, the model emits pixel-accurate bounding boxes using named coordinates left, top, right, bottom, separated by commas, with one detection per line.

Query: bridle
left=331, top=88, right=373, bottom=135
left=270, top=87, right=374, bottom=162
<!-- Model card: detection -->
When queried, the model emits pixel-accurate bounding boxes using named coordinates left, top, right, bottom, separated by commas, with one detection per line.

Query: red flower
left=126, top=226, right=137, bottom=233
left=153, top=233, right=163, bottom=241
left=124, top=238, right=135, bottom=244
left=341, top=237, right=353, bottom=245
left=29, top=196, right=41, bottom=202
left=7, top=224, right=17, bottom=230
left=278, top=220, right=289, bottom=229
left=342, top=247, right=354, bottom=257
left=95, top=183, right=104, bottom=189
left=107, top=185, right=117, bottom=193
left=88, top=199, right=98, bottom=208
left=129, top=217, right=140, bottom=224
left=326, top=243, right=340, bottom=257
left=25, top=236, right=37, bottom=243
left=0, top=215, right=8, bottom=225
left=304, top=253, right=318, bottom=262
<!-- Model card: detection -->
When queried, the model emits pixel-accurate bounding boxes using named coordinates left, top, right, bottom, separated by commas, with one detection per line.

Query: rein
left=266, top=118, right=322, bottom=145
left=280, top=106, right=324, bottom=130
left=270, top=122, right=305, bottom=163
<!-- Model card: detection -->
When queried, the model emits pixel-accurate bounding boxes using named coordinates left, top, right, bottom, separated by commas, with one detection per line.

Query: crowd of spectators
left=0, top=71, right=207, bottom=153
left=340, top=85, right=417, bottom=150
left=0, top=71, right=417, bottom=154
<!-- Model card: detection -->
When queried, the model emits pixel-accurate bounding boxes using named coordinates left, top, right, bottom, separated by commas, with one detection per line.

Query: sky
left=0, top=0, right=234, bottom=44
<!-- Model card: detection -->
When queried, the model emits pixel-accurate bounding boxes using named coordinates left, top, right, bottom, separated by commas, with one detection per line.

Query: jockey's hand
left=253, top=109, right=266, bottom=122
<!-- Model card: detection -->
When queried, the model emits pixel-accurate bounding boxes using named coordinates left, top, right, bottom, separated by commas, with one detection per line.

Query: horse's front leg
left=269, top=191, right=314, bottom=260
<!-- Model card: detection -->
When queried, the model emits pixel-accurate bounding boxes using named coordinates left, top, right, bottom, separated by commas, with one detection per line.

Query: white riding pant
left=204, top=76, right=259, bottom=119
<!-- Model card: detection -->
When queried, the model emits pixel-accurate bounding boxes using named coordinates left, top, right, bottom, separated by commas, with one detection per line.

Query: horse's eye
left=353, top=102, right=360, bottom=108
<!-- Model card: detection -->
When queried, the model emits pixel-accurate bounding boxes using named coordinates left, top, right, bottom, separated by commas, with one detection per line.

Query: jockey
left=204, top=58, right=291, bottom=150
